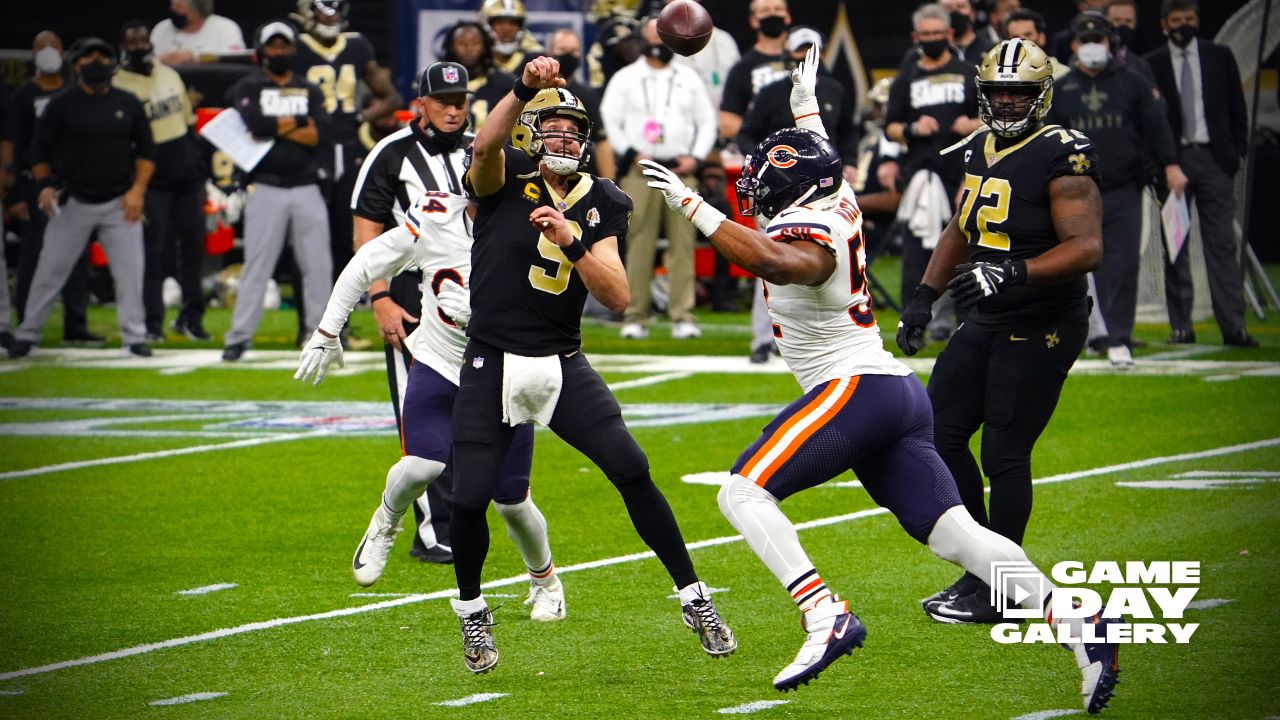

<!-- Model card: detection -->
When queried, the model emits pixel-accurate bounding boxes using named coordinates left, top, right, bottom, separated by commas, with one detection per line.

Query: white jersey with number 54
left=762, top=183, right=911, bottom=392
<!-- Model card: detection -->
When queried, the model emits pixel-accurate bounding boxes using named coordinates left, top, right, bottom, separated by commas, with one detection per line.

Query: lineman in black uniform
left=896, top=39, right=1103, bottom=622
left=445, top=56, right=735, bottom=674
left=291, top=0, right=401, bottom=282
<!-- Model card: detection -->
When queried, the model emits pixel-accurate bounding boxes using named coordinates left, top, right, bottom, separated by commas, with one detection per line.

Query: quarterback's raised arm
left=469, top=56, right=566, bottom=197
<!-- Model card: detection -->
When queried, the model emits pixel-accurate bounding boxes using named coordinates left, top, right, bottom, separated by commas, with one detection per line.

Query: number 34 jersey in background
left=294, top=32, right=374, bottom=146
left=763, top=184, right=910, bottom=393
left=957, top=124, right=1100, bottom=329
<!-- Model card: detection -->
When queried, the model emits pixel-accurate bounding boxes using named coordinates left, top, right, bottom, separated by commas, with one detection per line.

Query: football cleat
left=524, top=576, right=567, bottom=622
left=773, top=599, right=865, bottom=692
left=920, top=572, right=984, bottom=609
left=1072, top=615, right=1121, bottom=714
left=408, top=543, right=454, bottom=564
left=680, top=582, right=737, bottom=656
left=451, top=599, right=499, bottom=674
left=924, top=587, right=1004, bottom=624
left=351, top=505, right=403, bottom=587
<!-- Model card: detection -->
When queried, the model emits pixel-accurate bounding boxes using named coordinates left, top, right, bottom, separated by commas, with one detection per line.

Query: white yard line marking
left=607, top=371, right=693, bottom=391
left=1, top=437, right=1276, bottom=681
left=148, top=692, right=226, bottom=706
left=1186, top=598, right=1235, bottom=610
left=432, top=692, right=509, bottom=707
left=176, top=583, right=238, bottom=596
left=349, top=593, right=413, bottom=598
left=0, top=431, right=329, bottom=481
left=0, top=690, right=24, bottom=696
left=1010, top=710, right=1081, bottom=720
left=1173, top=471, right=1280, bottom=478
left=1116, top=478, right=1280, bottom=490
left=716, top=699, right=790, bottom=714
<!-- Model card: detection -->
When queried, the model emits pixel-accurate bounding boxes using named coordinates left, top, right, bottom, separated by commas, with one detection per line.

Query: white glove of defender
left=437, top=282, right=471, bottom=329
left=638, top=159, right=726, bottom=237
left=294, top=329, right=344, bottom=386
left=790, top=43, right=820, bottom=110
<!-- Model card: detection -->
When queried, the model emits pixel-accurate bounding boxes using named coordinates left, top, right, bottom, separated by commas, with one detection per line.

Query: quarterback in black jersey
left=897, top=39, right=1107, bottom=640
left=445, top=56, right=735, bottom=675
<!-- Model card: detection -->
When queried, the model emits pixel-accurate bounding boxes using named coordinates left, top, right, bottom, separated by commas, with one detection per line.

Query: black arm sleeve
left=128, top=95, right=155, bottom=162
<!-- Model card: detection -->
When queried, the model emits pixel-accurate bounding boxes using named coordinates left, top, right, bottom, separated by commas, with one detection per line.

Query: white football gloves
left=789, top=44, right=827, bottom=139
left=437, top=282, right=471, bottom=329
left=294, top=329, right=344, bottom=386
left=638, top=159, right=726, bottom=238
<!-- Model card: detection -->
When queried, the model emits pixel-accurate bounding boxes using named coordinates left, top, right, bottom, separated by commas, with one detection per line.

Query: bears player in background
left=897, top=39, right=1103, bottom=625
left=642, top=47, right=1119, bottom=714
left=293, top=188, right=566, bottom=623
left=445, top=56, right=735, bottom=674
left=291, top=0, right=401, bottom=283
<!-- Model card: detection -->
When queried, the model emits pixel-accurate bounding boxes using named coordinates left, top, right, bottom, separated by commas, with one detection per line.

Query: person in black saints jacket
left=443, top=56, right=735, bottom=674
left=897, top=40, right=1105, bottom=633
left=222, top=21, right=333, bottom=361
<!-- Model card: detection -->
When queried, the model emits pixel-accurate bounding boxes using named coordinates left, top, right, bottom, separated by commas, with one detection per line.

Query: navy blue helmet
left=735, top=127, right=841, bottom=219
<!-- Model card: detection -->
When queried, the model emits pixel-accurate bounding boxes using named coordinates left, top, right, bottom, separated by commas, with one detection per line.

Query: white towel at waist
left=896, top=169, right=952, bottom=250
left=501, top=352, right=563, bottom=426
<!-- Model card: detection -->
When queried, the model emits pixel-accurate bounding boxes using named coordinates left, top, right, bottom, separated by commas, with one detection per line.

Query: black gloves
left=896, top=284, right=940, bottom=356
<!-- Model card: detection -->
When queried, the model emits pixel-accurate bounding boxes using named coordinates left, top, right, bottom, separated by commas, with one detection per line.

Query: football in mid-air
left=657, top=0, right=714, bottom=56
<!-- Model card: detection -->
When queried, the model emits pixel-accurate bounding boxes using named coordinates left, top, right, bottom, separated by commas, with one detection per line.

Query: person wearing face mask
left=113, top=19, right=208, bottom=343
left=480, top=0, right=544, bottom=76
left=885, top=3, right=982, bottom=345
left=719, top=0, right=792, bottom=142
left=1047, top=14, right=1184, bottom=368
left=548, top=29, right=614, bottom=180
left=9, top=37, right=156, bottom=359
left=602, top=17, right=717, bottom=340
left=441, top=20, right=515, bottom=130
left=941, top=0, right=995, bottom=64
left=221, top=22, right=333, bottom=362
left=290, top=0, right=401, bottom=292
left=1103, top=0, right=1158, bottom=90
left=2, top=30, right=100, bottom=347
left=1144, top=0, right=1254, bottom=347
left=150, top=0, right=246, bottom=66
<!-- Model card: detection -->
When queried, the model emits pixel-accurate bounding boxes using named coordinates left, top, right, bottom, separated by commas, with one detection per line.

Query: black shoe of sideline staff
left=222, top=342, right=248, bottom=362
left=63, top=328, right=106, bottom=347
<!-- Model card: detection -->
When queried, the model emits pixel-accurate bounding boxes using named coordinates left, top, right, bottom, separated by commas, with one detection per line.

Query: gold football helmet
left=512, top=88, right=593, bottom=175
left=976, top=38, right=1054, bottom=138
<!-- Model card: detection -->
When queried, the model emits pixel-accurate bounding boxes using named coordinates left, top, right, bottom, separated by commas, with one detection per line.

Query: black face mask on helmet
left=645, top=42, right=674, bottom=64
left=919, top=39, right=948, bottom=59
left=79, top=59, right=114, bottom=89
left=263, top=53, right=292, bottom=75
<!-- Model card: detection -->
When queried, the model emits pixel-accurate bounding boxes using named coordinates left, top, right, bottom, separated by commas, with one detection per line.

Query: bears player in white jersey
left=639, top=47, right=1121, bottom=713
left=293, top=190, right=567, bottom=623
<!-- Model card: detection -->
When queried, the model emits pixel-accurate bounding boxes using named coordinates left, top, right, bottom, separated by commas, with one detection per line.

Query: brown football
left=657, top=0, right=714, bottom=56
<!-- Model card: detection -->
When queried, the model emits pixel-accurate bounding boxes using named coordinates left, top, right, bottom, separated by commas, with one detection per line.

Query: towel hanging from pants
left=501, top=352, right=563, bottom=426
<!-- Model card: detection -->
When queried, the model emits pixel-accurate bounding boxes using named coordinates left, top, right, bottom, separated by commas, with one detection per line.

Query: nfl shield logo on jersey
left=473, top=356, right=485, bottom=369
left=443, top=66, right=459, bottom=83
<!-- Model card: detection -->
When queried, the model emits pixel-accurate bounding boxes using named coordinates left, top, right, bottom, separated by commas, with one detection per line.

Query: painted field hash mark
left=716, top=699, right=790, bottom=714
left=176, top=583, right=238, bottom=596
left=1009, top=710, right=1081, bottom=720
left=149, top=692, right=226, bottom=706
left=432, top=692, right=509, bottom=707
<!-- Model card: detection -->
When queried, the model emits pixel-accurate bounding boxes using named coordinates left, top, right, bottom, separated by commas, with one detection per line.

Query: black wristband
left=912, top=283, right=941, bottom=306
left=1005, top=259, right=1029, bottom=286
left=513, top=79, right=538, bottom=102
left=561, top=239, right=587, bottom=263
left=902, top=122, right=916, bottom=141
left=369, top=291, right=392, bottom=303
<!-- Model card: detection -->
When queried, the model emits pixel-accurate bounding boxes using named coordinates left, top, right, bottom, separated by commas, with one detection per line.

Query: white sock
left=494, top=496, right=554, bottom=583
left=717, top=474, right=814, bottom=585
left=451, top=596, right=488, bottom=615
left=678, top=580, right=710, bottom=605
left=381, top=456, right=445, bottom=514
left=926, top=505, right=1058, bottom=611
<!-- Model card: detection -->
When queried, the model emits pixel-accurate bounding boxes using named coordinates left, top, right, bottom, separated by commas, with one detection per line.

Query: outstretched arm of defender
left=316, top=227, right=418, bottom=338
left=469, top=56, right=566, bottom=197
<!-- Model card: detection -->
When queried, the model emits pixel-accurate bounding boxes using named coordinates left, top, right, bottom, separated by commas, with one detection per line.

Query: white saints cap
left=258, top=21, right=297, bottom=47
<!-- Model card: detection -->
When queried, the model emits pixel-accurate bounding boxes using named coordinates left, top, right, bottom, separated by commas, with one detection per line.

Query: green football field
left=1, top=295, right=1278, bottom=719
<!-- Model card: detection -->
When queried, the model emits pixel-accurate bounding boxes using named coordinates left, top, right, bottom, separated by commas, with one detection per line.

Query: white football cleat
left=524, top=576, right=567, bottom=622
left=773, top=599, right=866, bottom=691
left=352, top=504, right=402, bottom=587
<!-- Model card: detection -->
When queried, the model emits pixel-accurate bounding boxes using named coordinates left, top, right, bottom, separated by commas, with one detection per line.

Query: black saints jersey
left=466, top=146, right=632, bottom=355
left=958, top=123, right=1100, bottom=329
left=468, top=70, right=515, bottom=132
left=294, top=32, right=374, bottom=145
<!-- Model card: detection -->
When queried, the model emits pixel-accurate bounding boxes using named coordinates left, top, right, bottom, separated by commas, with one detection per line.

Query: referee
left=348, top=61, right=475, bottom=564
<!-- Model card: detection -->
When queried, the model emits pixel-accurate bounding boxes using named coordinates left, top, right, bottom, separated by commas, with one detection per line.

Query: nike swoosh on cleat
left=353, top=536, right=370, bottom=570
left=832, top=615, right=851, bottom=640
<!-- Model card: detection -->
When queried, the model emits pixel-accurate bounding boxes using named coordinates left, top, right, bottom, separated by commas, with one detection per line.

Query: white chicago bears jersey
left=319, top=191, right=473, bottom=384
left=762, top=184, right=911, bottom=392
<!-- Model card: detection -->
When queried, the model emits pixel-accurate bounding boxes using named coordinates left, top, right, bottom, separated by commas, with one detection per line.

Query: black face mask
left=169, top=10, right=189, bottom=30
left=123, top=48, right=153, bottom=74
left=758, top=15, right=788, bottom=39
left=554, top=53, right=580, bottom=78
left=263, top=54, right=292, bottom=75
left=646, top=43, right=674, bottom=64
left=423, top=120, right=466, bottom=154
left=1114, top=25, right=1134, bottom=47
left=919, top=39, right=948, bottom=60
left=1168, top=24, right=1198, bottom=47
left=79, top=60, right=114, bottom=89
left=950, top=12, right=971, bottom=36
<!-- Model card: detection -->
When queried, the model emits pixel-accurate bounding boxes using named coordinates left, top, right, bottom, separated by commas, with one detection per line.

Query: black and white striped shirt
left=349, top=122, right=474, bottom=229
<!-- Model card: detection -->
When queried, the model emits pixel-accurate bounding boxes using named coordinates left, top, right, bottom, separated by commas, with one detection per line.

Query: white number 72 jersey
left=762, top=184, right=910, bottom=392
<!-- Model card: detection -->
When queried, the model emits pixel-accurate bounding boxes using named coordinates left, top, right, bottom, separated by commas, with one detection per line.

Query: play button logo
left=1010, top=583, right=1032, bottom=605
left=990, top=561, right=1047, bottom=619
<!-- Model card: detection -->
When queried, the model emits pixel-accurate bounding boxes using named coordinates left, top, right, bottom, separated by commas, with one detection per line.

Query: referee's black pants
left=448, top=339, right=699, bottom=601
left=926, top=310, right=1087, bottom=545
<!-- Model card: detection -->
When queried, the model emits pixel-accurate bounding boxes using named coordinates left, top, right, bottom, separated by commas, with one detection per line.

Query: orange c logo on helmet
left=767, top=145, right=799, bottom=169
